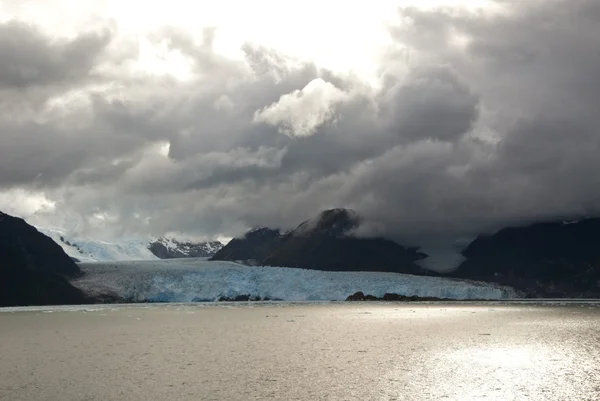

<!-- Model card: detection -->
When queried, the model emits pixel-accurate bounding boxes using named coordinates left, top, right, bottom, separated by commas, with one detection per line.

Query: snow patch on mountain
left=37, top=226, right=158, bottom=262
left=21, top=210, right=226, bottom=262
left=72, top=258, right=520, bottom=302
left=18, top=209, right=157, bottom=261
left=148, top=237, right=224, bottom=259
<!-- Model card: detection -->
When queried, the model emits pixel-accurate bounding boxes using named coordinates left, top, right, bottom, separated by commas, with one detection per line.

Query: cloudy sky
left=1, top=0, right=599, bottom=245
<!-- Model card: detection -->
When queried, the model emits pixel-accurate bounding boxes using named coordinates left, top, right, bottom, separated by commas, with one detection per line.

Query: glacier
left=22, top=210, right=158, bottom=262
left=72, top=258, right=520, bottom=302
left=37, top=226, right=158, bottom=262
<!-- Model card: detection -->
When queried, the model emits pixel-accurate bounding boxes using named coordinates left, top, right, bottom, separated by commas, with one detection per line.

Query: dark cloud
left=2, top=0, right=600, bottom=258
left=0, top=21, right=111, bottom=89
left=360, top=0, right=600, bottom=240
left=380, top=66, right=479, bottom=142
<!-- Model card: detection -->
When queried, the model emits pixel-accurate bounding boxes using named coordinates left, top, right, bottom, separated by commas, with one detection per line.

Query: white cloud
left=0, top=188, right=56, bottom=218
left=253, top=78, right=349, bottom=137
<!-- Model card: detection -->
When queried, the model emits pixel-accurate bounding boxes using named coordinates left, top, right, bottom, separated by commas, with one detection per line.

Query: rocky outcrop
left=148, top=238, right=223, bottom=259
left=346, top=291, right=379, bottom=301
left=449, top=218, right=600, bottom=297
left=0, top=211, right=85, bottom=306
left=216, top=295, right=279, bottom=302
left=212, top=209, right=432, bottom=275
left=345, top=291, right=446, bottom=301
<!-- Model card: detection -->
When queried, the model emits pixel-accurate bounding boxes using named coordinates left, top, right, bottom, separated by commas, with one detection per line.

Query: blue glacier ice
left=72, top=258, right=520, bottom=302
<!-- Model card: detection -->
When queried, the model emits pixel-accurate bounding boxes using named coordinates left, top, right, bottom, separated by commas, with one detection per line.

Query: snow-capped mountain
left=148, top=237, right=224, bottom=259
left=21, top=209, right=225, bottom=262
left=27, top=213, right=225, bottom=262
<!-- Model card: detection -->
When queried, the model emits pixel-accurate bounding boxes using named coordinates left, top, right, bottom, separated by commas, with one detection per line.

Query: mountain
left=48, top=231, right=157, bottom=262
left=24, top=211, right=158, bottom=262
left=212, top=209, right=432, bottom=275
left=210, top=227, right=284, bottom=263
left=27, top=212, right=224, bottom=262
left=148, top=237, right=224, bottom=259
left=0, top=211, right=86, bottom=306
left=448, top=218, right=600, bottom=297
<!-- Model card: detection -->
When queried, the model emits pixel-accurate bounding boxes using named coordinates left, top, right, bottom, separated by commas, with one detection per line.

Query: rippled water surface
left=1, top=302, right=599, bottom=400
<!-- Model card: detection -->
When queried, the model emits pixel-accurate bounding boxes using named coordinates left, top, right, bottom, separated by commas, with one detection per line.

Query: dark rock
left=216, top=294, right=275, bottom=302
left=346, top=292, right=446, bottom=302
left=0, top=211, right=85, bottom=306
left=147, top=242, right=171, bottom=259
left=346, top=291, right=366, bottom=301
left=382, top=293, right=404, bottom=301
left=191, top=297, right=213, bottom=302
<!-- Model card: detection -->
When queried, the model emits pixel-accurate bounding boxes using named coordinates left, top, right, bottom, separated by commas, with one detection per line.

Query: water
left=1, top=303, right=599, bottom=400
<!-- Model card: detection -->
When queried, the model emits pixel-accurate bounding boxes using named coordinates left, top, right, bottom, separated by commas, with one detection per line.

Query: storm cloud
left=1, top=0, right=600, bottom=247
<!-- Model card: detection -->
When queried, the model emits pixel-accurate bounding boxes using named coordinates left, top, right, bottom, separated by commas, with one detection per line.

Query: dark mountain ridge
left=0, top=211, right=85, bottom=306
left=212, top=209, right=431, bottom=275
left=449, top=218, right=600, bottom=297
left=211, top=227, right=285, bottom=264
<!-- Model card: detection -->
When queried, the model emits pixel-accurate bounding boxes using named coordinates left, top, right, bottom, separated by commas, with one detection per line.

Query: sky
left=1, top=0, right=600, bottom=246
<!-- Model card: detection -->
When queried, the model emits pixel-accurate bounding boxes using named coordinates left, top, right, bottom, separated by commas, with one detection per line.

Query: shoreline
left=2, top=298, right=600, bottom=313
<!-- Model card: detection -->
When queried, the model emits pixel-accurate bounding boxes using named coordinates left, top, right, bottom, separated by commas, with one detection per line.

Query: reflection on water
left=381, top=309, right=600, bottom=401
left=0, top=303, right=599, bottom=401
left=413, top=346, right=569, bottom=401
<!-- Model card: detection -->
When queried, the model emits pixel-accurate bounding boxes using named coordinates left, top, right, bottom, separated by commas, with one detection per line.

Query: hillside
left=449, top=218, right=600, bottom=297
left=212, top=209, right=431, bottom=275
left=0, top=211, right=85, bottom=306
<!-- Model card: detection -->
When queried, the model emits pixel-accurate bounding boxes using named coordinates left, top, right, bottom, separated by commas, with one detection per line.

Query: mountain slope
left=449, top=218, right=600, bottom=297
left=148, top=238, right=223, bottom=259
left=0, top=211, right=85, bottom=306
left=212, top=209, right=431, bottom=275
left=211, top=227, right=284, bottom=263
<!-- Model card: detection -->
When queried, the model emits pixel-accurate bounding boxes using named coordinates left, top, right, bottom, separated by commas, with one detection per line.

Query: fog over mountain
left=1, top=0, right=600, bottom=252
